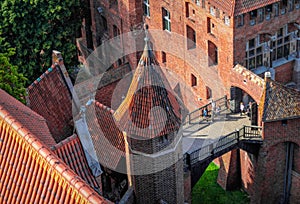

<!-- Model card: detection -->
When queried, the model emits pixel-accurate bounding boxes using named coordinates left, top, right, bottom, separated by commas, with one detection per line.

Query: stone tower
left=114, top=32, right=184, bottom=203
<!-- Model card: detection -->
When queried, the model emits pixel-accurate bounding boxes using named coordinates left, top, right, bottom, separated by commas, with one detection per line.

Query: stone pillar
left=217, top=149, right=241, bottom=190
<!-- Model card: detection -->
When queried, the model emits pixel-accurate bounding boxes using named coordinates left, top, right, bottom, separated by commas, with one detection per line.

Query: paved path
left=182, top=111, right=251, bottom=154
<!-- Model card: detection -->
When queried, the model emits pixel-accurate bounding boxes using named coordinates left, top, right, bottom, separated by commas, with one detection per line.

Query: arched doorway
left=230, top=86, right=258, bottom=126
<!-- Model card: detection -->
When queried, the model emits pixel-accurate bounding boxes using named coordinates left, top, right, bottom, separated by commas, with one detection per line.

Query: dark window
left=277, top=46, right=283, bottom=59
left=206, top=86, right=212, bottom=99
left=113, top=25, right=120, bottom=37
left=258, top=8, right=264, bottom=22
left=187, top=25, right=196, bottom=49
left=249, top=38, right=255, bottom=49
left=274, top=3, right=279, bottom=16
left=236, top=14, right=244, bottom=27
left=208, top=40, right=218, bottom=66
left=162, top=51, right=166, bottom=63
left=191, top=74, right=197, bottom=87
left=249, top=57, right=255, bottom=69
left=185, top=2, right=189, bottom=17
left=278, top=28, right=283, bottom=37
left=162, top=8, right=171, bottom=31
left=256, top=55, right=263, bottom=67
left=256, top=46, right=262, bottom=54
left=143, top=0, right=150, bottom=17
left=250, top=10, right=257, bottom=19
left=282, top=119, right=288, bottom=126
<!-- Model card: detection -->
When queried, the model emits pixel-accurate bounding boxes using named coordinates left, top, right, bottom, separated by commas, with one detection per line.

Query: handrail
left=184, top=125, right=262, bottom=166
left=183, top=95, right=228, bottom=125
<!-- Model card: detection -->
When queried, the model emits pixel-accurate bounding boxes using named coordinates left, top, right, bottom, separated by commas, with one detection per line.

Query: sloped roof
left=51, top=134, right=100, bottom=192
left=114, top=38, right=181, bottom=139
left=85, top=101, right=125, bottom=170
left=208, top=0, right=280, bottom=16
left=0, top=89, right=56, bottom=147
left=0, top=90, right=110, bottom=204
left=260, top=79, right=300, bottom=122
left=27, top=65, right=73, bottom=143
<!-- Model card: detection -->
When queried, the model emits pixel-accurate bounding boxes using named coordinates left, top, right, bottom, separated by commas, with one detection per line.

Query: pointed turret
left=114, top=28, right=181, bottom=139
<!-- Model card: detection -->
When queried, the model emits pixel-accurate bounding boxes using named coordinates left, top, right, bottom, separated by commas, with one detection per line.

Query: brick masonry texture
left=27, top=65, right=73, bottom=143
left=83, top=0, right=300, bottom=203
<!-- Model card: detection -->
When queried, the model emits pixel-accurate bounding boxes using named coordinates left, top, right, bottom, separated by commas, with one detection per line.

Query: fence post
left=224, top=95, right=228, bottom=109
left=237, top=128, right=240, bottom=143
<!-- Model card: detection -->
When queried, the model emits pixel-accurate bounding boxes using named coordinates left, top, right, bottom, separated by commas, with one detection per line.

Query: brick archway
left=230, top=64, right=264, bottom=103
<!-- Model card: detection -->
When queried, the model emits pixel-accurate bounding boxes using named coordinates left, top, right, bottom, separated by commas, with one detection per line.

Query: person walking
left=203, top=107, right=208, bottom=122
left=240, top=102, right=244, bottom=116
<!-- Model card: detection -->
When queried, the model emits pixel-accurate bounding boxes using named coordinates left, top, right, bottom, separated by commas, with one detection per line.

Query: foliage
left=192, top=162, right=250, bottom=204
left=0, top=0, right=82, bottom=84
left=0, top=49, right=27, bottom=103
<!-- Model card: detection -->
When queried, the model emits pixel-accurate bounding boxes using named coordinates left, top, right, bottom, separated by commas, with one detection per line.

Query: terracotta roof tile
left=114, top=40, right=182, bottom=139
left=0, top=89, right=56, bottom=147
left=85, top=101, right=125, bottom=170
left=0, top=90, right=111, bottom=204
left=27, top=65, right=73, bottom=143
left=208, top=0, right=280, bottom=16
left=261, top=80, right=300, bottom=122
left=234, top=0, right=280, bottom=15
left=51, top=134, right=101, bottom=192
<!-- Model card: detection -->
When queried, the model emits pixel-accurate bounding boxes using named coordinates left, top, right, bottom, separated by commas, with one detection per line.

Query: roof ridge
left=0, top=107, right=109, bottom=203
left=94, top=100, right=115, bottom=114
left=28, top=65, right=56, bottom=89
left=51, top=134, right=78, bottom=150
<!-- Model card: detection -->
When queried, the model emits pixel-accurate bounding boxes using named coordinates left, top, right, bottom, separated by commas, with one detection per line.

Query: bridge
left=181, top=96, right=263, bottom=187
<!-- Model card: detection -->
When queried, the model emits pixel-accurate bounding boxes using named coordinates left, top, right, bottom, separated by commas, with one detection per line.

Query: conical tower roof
left=114, top=32, right=181, bottom=139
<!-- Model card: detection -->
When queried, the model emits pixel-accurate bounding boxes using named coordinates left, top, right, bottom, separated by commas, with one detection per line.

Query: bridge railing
left=241, top=125, right=262, bottom=139
left=184, top=125, right=262, bottom=167
left=183, top=95, right=228, bottom=125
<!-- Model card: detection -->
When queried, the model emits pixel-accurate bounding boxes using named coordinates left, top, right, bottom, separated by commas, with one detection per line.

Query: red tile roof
left=260, top=79, right=300, bottom=122
left=96, top=80, right=121, bottom=107
left=114, top=40, right=181, bottom=139
left=51, top=134, right=101, bottom=193
left=208, top=0, right=280, bottom=16
left=0, top=90, right=111, bottom=204
left=85, top=101, right=125, bottom=170
left=0, top=89, right=56, bottom=147
left=27, top=65, right=73, bottom=143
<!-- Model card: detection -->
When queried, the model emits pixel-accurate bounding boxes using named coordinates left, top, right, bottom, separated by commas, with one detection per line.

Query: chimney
left=264, top=71, right=271, bottom=82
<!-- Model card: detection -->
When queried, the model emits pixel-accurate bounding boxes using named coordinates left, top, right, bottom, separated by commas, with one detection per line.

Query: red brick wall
left=275, top=61, right=294, bottom=83
left=248, top=118, right=300, bottom=203
left=184, top=170, right=192, bottom=203
left=217, top=149, right=240, bottom=190
left=240, top=150, right=256, bottom=197
left=290, top=171, right=300, bottom=203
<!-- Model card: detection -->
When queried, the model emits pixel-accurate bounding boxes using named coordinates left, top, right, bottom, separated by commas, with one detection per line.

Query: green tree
left=0, top=48, right=27, bottom=103
left=0, top=0, right=82, bottom=84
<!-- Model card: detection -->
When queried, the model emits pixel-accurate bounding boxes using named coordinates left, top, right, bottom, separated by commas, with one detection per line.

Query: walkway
left=182, top=110, right=252, bottom=154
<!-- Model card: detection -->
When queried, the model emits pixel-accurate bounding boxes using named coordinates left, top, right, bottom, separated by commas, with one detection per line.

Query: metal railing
left=184, top=125, right=262, bottom=167
left=184, top=95, right=228, bottom=125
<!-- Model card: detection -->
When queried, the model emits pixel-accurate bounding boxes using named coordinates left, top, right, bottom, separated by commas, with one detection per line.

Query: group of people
left=202, top=100, right=221, bottom=122
left=240, top=102, right=252, bottom=117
